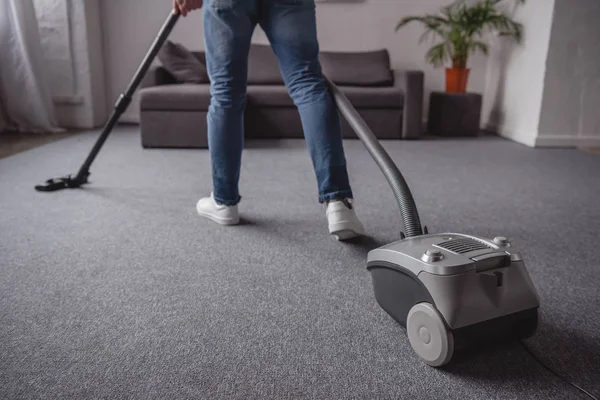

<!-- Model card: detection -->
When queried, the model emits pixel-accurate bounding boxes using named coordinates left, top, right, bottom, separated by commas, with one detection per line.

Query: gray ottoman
left=427, top=92, right=482, bottom=137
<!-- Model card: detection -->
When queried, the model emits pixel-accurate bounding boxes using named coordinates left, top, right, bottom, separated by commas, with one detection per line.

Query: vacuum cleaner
left=327, top=81, right=541, bottom=367
left=34, top=10, right=541, bottom=368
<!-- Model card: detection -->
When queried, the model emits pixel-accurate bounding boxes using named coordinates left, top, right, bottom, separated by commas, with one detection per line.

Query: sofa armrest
left=394, top=70, right=424, bottom=139
left=140, top=65, right=177, bottom=89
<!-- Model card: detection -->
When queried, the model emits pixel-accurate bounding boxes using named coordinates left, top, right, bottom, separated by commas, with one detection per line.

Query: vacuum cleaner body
left=325, top=78, right=541, bottom=367
left=367, top=233, right=540, bottom=366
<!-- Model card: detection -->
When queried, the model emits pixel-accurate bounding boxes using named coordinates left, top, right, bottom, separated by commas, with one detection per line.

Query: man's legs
left=196, top=0, right=257, bottom=224
left=204, top=0, right=257, bottom=206
left=260, top=0, right=352, bottom=204
left=260, top=0, right=364, bottom=239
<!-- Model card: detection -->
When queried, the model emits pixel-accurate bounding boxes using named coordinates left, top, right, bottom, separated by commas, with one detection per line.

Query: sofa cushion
left=246, top=85, right=403, bottom=108
left=247, top=44, right=284, bottom=85
left=157, top=41, right=209, bottom=84
left=319, top=49, right=393, bottom=87
left=140, top=84, right=211, bottom=111
left=191, top=51, right=207, bottom=66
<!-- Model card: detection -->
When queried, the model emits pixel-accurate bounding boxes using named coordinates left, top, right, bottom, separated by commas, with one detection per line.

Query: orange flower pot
left=446, top=68, right=470, bottom=93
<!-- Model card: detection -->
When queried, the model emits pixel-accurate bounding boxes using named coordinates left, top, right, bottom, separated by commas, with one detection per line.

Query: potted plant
left=395, top=0, right=525, bottom=93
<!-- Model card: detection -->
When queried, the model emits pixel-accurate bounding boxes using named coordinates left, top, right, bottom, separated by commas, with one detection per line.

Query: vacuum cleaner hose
left=325, top=77, right=424, bottom=238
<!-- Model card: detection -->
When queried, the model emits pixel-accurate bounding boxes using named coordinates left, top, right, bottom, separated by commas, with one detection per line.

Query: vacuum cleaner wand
left=325, top=78, right=424, bottom=238
left=35, top=11, right=181, bottom=192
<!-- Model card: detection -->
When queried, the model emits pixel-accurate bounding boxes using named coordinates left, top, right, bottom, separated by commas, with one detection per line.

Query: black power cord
left=519, top=340, right=598, bottom=400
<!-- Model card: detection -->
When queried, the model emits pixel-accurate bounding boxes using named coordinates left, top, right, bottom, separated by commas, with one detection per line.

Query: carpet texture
left=1, top=127, right=599, bottom=400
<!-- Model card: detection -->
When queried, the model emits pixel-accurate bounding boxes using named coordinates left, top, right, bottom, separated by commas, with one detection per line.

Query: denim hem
left=318, top=190, right=353, bottom=204
left=213, top=194, right=241, bottom=207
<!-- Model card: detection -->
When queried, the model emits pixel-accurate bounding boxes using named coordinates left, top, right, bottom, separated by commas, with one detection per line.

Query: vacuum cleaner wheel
left=407, top=303, right=454, bottom=367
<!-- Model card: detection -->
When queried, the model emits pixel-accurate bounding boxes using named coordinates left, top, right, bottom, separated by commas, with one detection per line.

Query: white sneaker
left=325, top=198, right=365, bottom=240
left=196, top=193, right=240, bottom=225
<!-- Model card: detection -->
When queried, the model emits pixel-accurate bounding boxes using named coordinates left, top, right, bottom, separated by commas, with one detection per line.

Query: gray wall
left=537, top=0, right=600, bottom=146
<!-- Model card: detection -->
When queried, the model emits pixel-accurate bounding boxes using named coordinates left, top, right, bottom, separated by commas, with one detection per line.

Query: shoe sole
left=196, top=209, right=240, bottom=226
left=329, top=220, right=364, bottom=241
left=332, top=229, right=360, bottom=241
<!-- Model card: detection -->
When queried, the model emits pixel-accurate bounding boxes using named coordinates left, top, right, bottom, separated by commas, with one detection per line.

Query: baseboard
left=483, top=122, right=600, bottom=147
left=483, top=122, right=537, bottom=147
left=534, top=135, right=600, bottom=148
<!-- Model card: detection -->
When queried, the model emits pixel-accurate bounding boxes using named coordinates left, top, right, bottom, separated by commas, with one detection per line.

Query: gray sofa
left=139, top=44, right=424, bottom=148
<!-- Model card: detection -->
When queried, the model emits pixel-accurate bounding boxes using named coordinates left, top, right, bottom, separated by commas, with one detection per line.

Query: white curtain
left=0, top=0, right=63, bottom=133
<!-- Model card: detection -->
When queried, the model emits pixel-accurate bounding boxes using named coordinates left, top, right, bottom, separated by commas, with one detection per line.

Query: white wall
left=99, top=0, right=490, bottom=123
left=482, top=0, right=556, bottom=147
left=483, top=0, right=600, bottom=148
left=33, top=0, right=107, bottom=129
left=536, top=0, right=600, bottom=147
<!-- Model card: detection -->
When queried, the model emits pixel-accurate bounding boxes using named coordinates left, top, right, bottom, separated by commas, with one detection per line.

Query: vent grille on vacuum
left=437, top=237, right=491, bottom=254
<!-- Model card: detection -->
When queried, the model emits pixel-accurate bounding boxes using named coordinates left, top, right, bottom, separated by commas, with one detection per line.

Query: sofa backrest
left=192, top=51, right=207, bottom=67
left=192, top=46, right=285, bottom=85
left=247, top=44, right=286, bottom=85
left=319, top=49, right=394, bottom=87
left=190, top=44, right=394, bottom=87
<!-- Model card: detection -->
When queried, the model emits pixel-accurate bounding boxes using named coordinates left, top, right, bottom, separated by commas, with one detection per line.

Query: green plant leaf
left=426, top=41, right=453, bottom=68
left=395, top=0, right=525, bottom=68
left=395, top=15, right=450, bottom=38
left=469, top=40, right=489, bottom=56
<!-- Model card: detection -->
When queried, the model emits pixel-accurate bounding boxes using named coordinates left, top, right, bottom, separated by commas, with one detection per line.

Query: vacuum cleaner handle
left=325, top=77, right=424, bottom=238
left=120, top=11, right=181, bottom=105
left=35, top=10, right=181, bottom=192
left=75, top=10, right=181, bottom=180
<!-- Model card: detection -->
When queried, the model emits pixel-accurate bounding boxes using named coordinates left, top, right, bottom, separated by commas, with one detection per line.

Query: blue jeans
left=203, top=0, right=353, bottom=206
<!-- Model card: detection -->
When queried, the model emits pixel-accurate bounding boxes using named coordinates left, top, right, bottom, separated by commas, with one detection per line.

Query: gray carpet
left=1, top=126, right=599, bottom=400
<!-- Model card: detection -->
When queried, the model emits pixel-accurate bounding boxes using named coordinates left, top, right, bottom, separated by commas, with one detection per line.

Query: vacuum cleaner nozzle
left=34, top=172, right=89, bottom=192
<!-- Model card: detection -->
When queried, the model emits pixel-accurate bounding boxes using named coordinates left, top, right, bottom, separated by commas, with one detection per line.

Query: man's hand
left=173, top=0, right=203, bottom=16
